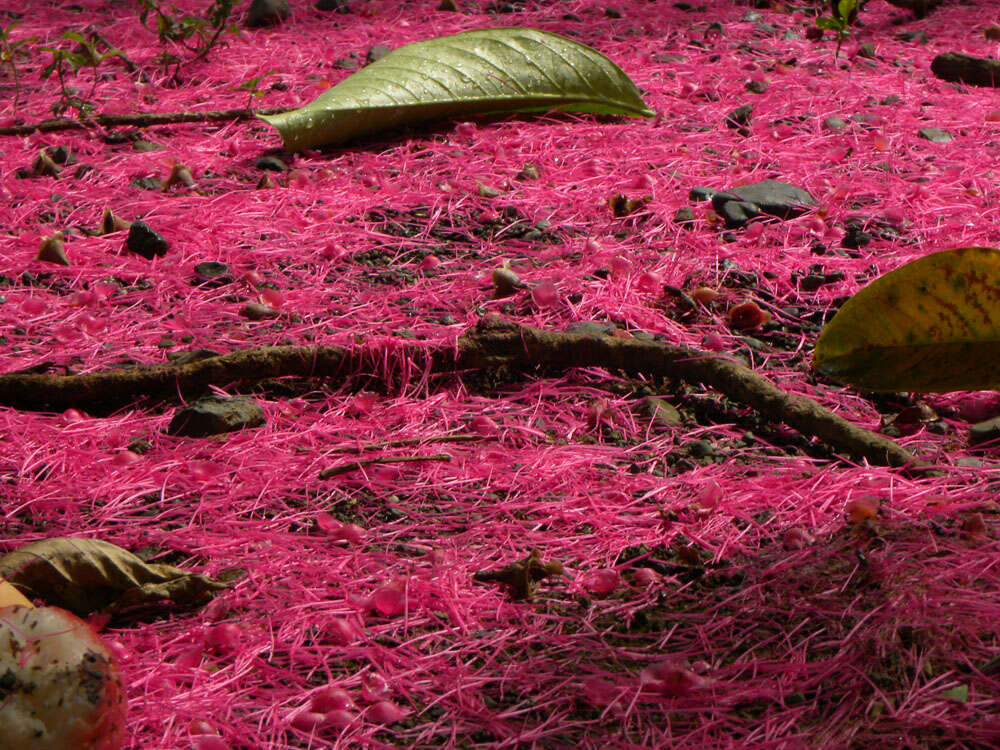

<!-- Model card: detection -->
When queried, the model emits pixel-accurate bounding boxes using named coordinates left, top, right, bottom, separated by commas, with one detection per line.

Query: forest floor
left=2, top=0, right=1000, bottom=747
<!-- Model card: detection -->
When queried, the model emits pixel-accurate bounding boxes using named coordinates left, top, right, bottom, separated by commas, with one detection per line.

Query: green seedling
left=816, top=0, right=859, bottom=59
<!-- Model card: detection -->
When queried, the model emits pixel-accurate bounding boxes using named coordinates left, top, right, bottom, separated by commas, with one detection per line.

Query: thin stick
left=330, top=434, right=483, bottom=454
left=0, top=106, right=292, bottom=136
left=0, top=318, right=922, bottom=469
left=318, top=453, right=452, bottom=479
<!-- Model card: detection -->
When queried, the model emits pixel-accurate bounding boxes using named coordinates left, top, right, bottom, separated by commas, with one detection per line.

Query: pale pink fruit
left=0, top=605, right=126, bottom=749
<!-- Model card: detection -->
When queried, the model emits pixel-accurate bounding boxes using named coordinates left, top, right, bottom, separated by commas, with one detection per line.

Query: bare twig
left=318, top=453, right=452, bottom=479
left=0, top=106, right=292, bottom=136
left=330, top=434, right=483, bottom=454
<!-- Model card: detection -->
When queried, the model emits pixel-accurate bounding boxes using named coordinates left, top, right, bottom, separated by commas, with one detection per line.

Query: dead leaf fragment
left=99, top=208, right=132, bottom=235
left=36, top=231, right=69, bottom=266
left=472, top=549, right=565, bottom=600
left=0, top=537, right=230, bottom=617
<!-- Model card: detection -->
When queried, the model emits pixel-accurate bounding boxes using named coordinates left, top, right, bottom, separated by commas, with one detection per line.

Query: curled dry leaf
left=0, top=537, right=231, bottom=617
left=472, top=549, right=565, bottom=600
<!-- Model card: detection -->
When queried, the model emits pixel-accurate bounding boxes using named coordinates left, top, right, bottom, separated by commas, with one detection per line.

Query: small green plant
left=138, top=0, right=238, bottom=64
left=40, top=31, right=124, bottom=119
left=235, top=69, right=281, bottom=108
left=0, top=21, right=30, bottom=109
left=816, top=0, right=859, bottom=59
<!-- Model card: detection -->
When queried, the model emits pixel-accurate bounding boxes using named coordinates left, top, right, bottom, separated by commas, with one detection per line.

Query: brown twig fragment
left=331, top=434, right=483, bottom=454
left=318, top=453, right=452, bottom=479
left=0, top=106, right=292, bottom=136
left=472, top=549, right=566, bottom=600
left=0, top=318, right=922, bottom=469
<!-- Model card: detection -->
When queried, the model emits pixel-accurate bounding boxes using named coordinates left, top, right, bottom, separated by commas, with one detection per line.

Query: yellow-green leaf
left=814, top=246, right=1000, bottom=392
left=258, top=27, right=654, bottom=152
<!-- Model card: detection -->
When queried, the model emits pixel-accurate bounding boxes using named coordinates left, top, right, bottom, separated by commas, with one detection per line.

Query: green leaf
left=942, top=684, right=969, bottom=702
left=814, top=247, right=1000, bottom=392
left=259, top=27, right=654, bottom=152
left=837, top=0, right=857, bottom=22
left=815, top=17, right=844, bottom=31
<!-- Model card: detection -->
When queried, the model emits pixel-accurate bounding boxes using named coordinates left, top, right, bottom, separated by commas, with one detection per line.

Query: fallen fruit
left=0, top=605, right=126, bottom=750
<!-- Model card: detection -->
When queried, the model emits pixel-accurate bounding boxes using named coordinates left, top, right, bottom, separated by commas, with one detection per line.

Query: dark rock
left=132, top=140, right=163, bottom=152
left=438, top=314, right=458, bottom=325
left=193, top=261, right=232, bottom=285
left=918, top=127, right=953, bottom=143
left=725, top=180, right=817, bottom=220
left=255, top=156, right=287, bottom=172
left=167, top=396, right=265, bottom=437
left=673, top=2, right=693, bottom=10
left=896, top=30, right=927, bottom=43
left=604, top=7, right=621, bottom=18
left=718, top=200, right=761, bottom=229
left=246, top=0, right=289, bottom=27
left=754, top=22, right=776, bottom=35
left=970, top=417, right=1000, bottom=445
left=562, top=13, right=581, bottom=21
left=842, top=224, right=871, bottom=249
left=857, top=42, right=876, bottom=59
left=931, top=52, right=1000, bottom=88
left=685, top=439, right=715, bottom=458
left=651, top=53, right=685, bottom=63
left=73, top=164, right=94, bottom=178
left=673, top=206, right=695, bottom=226
left=126, top=221, right=169, bottom=259
left=366, top=45, right=391, bottom=64
left=822, top=116, right=847, bottom=131
left=689, top=186, right=717, bottom=202
left=745, top=79, right=768, bottom=94
left=879, top=95, right=902, bottom=105
left=333, top=57, right=358, bottom=70
left=725, top=104, right=753, bottom=130
left=316, top=0, right=351, bottom=10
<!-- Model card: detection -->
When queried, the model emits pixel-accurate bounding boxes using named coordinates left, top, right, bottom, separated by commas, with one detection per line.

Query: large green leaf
left=814, top=246, right=1000, bottom=392
left=258, top=27, right=654, bottom=151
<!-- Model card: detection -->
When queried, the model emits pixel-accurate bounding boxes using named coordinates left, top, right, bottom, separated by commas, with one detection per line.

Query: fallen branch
left=0, top=106, right=292, bottom=137
left=0, top=317, right=921, bottom=469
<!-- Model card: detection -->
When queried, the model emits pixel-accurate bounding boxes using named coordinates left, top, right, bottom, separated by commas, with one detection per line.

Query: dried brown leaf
left=0, top=537, right=231, bottom=617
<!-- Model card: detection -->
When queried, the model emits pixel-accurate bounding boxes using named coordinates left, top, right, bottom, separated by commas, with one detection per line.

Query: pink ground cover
left=3, top=0, right=1000, bottom=746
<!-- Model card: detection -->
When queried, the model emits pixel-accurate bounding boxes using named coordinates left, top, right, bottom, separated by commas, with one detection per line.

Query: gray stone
left=857, top=42, right=876, bottom=60
left=725, top=180, right=818, bottom=220
left=126, top=221, right=168, bottom=259
left=918, top=127, right=953, bottom=143
left=689, top=186, right=717, bottom=202
left=970, top=417, right=1000, bottom=445
left=822, top=116, right=848, bottom=131
left=718, top=200, right=761, bottom=228
left=167, top=396, right=265, bottom=437
left=246, top=0, right=289, bottom=27
left=193, top=262, right=232, bottom=284
left=316, top=0, right=351, bottom=10
left=745, top=79, right=768, bottom=94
